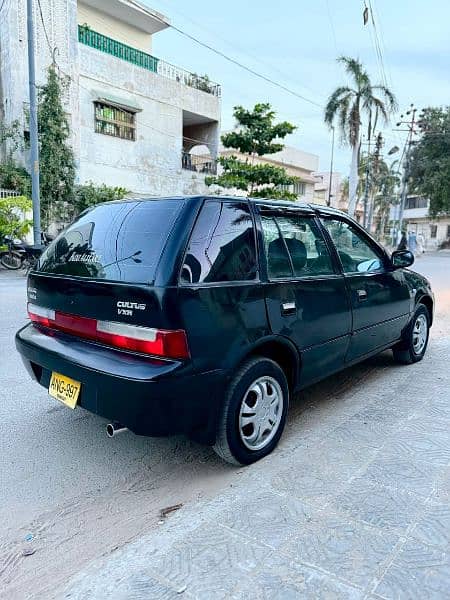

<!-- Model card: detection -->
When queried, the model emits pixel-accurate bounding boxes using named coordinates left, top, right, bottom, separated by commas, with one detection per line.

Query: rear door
left=177, top=198, right=268, bottom=373
left=30, top=199, right=190, bottom=331
left=320, top=215, right=411, bottom=361
left=257, top=205, right=352, bottom=388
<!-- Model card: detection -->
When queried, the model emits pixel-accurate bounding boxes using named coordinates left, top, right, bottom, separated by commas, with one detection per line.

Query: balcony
left=181, top=151, right=217, bottom=175
left=78, top=25, right=221, bottom=97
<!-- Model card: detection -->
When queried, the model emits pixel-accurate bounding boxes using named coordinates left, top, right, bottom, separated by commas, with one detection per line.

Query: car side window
left=260, top=213, right=334, bottom=279
left=180, top=201, right=257, bottom=284
left=322, top=218, right=384, bottom=273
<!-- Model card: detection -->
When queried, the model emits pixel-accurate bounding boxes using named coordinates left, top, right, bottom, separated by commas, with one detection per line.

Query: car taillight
left=27, top=303, right=190, bottom=360
left=27, top=304, right=55, bottom=327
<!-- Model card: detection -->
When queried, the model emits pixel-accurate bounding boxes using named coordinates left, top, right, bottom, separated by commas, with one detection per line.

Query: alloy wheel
left=238, top=376, right=284, bottom=451
left=412, top=313, right=428, bottom=355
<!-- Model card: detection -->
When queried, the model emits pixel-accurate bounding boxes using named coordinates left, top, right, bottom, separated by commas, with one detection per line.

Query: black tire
left=392, top=304, right=430, bottom=365
left=0, top=251, right=23, bottom=270
left=213, top=357, right=289, bottom=466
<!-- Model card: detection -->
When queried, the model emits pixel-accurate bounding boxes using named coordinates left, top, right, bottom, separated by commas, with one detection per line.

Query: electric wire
left=325, top=0, right=339, bottom=56
left=151, top=0, right=326, bottom=100
left=148, top=12, right=323, bottom=109
left=36, top=0, right=53, bottom=57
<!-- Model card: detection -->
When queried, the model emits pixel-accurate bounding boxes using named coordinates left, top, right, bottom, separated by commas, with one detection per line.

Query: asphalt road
left=0, top=253, right=449, bottom=598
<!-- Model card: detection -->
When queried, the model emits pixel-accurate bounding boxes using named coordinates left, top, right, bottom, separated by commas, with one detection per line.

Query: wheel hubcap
left=238, top=376, right=283, bottom=451
left=412, top=314, right=428, bottom=354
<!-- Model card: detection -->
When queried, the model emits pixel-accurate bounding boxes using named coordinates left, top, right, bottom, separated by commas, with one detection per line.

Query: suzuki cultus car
left=16, top=196, right=434, bottom=465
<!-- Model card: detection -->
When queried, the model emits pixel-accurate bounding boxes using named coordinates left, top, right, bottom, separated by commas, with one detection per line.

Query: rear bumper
left=15, top=323, right=226, bottom=444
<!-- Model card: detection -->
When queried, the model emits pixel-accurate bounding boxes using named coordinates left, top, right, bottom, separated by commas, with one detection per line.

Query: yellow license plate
left=49, top=372, right=81, bottom=409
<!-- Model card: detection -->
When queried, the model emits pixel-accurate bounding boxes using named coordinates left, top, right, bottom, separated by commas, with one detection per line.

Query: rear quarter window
left=180, top=201, right=257, bottom=284
left=38, top=200, right=186, bottom=284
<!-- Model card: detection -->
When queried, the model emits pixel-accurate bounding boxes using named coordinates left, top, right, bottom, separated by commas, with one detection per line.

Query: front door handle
left=356, top=289, right=368, bottom=301
left=281, top=301, right=296, bottom=315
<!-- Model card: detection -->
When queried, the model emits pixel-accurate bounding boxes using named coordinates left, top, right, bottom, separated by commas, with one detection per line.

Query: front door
left=257, top=206, right=352, bottom=388
left=320, top=216, right=411, bottom=362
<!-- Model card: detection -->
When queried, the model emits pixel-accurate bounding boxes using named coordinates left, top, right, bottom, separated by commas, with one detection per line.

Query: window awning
left=93, top=91, right=142, bottom=113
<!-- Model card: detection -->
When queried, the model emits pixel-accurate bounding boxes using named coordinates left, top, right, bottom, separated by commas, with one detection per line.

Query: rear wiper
left=103, top=250, right=142, bottom=269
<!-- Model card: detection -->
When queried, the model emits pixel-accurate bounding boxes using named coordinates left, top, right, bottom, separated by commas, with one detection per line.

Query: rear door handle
left=356, top=289, right=368, bottom=301
left=281, top=301, right=296, bottom=315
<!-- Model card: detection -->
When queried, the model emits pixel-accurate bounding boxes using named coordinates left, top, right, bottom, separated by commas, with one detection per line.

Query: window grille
left=94, top=102, right=136, bottom=141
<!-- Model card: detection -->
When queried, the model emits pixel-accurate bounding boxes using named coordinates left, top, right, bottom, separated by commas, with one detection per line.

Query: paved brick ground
left=62, top=332, right=450, bottom=600
left=3, top=255, right=447, bottom=599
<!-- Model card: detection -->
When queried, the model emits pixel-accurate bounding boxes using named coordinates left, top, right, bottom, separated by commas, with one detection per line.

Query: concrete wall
left=0, top=0, right=79, bottom=163
left=78, top=44, right=220, bottom=194
left=0, top=0, right=221, bottom=197
left=268, top=146, right=319, bottom=173
left=404, top=218, right=450, bottom=249
left=389, top=199, right=450, bottom=249
left=313, top=171, right=342, bottom=208
left=78, top=2, right=152, bottom=52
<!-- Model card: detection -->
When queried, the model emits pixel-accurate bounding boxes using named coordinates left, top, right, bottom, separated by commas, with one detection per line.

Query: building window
left=94, top=102, right=136, bottom=141
left=293, top=182, right=306, bottom=196
left=405, top=196, right=428, bottom=209
left=277, top=182, right=306, bottom=196
left=430, top=224, right=437, bottom=238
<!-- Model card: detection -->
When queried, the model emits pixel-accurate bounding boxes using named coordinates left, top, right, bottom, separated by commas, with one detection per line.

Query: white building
left=0, top=0, right=221, bottom=195
left=219, top=145, right=319, bottom=202
left=313, top=171, right=343, bottom=208
left=390, top=196, right=450, bottom=250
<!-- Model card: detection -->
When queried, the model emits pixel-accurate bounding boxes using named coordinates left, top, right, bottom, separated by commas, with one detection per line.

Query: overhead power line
left=325, top=0, right=339, bottom=55
left=148, top=13, right=323, bottom=110
left=37, top=0, right=53, bottom=56
left=152, top=0, right=326, bottom=100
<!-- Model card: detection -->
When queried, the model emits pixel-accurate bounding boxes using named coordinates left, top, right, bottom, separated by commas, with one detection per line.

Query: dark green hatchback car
left=16, top=197, right=434, bottom=465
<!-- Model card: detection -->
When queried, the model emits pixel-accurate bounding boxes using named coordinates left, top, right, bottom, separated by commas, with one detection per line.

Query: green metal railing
left=78, top=26, right=158, bottom=73
left=78, top=26, right=221, bottom=97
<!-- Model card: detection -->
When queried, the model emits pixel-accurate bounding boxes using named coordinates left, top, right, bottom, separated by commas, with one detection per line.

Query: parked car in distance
left=15, top=196, right=434, bottom=465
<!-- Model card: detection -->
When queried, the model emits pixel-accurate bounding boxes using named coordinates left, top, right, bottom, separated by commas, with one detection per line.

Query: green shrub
left=73, top=182, right=129, bottom=215
left=0, top=195, right=32, bottom=240
left=0, top=161, right=31, bottom=197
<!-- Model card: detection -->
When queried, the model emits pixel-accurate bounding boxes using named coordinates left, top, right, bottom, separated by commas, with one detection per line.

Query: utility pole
left=367, top=132, right=383, bottom=232
left=26, top=0, right=41, bottom=246
left=395, top=105, right=419, bottom=237
left=327, top=126, right=335, bottom=207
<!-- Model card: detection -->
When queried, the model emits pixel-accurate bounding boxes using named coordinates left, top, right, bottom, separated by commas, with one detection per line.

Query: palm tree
left=324, top=56, right=397, bottom=218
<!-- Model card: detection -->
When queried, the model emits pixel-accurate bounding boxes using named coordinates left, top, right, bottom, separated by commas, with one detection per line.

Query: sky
left=143, top=0, right=450, bottom=176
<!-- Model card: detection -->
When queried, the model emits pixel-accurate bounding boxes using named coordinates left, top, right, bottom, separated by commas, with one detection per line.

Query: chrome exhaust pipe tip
left=106, top=422, right=128, bottom=438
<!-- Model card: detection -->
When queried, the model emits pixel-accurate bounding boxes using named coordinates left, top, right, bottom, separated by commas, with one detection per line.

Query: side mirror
left=391, top=250, right=414, bottom=269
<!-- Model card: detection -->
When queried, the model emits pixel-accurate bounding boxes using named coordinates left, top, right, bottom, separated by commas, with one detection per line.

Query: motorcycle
left=0, top=236, right=25, bottom=270
left=0, top=233, right=53, bottom=271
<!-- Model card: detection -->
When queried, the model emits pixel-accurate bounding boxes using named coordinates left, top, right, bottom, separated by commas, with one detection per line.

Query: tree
left=357, top=149, right=399, bottom=237
left=0, top=196, right=32, bottom=240
left=372, top=159, right=400, bottom=238
left=206, top=103, right=298, bottom=199
left=0, top=119, right=31, bottom=196
left=38, top=64, right=75, bottom=225
left=409, top=106, right=450, bottom=217
left=324, top=56, right=397, bottom=218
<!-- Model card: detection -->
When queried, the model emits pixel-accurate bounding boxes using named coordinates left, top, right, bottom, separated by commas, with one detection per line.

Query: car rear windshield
left=38, top=199, right=186, bottom=284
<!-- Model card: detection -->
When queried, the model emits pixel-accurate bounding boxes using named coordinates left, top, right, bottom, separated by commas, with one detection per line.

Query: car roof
left=110, top=195, right=349, bottom=219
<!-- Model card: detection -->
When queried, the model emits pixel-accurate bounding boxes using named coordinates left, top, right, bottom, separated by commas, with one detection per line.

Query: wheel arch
left=234, top=336, right=301, bottom=392
left=416, top=293, right=434, bottom=326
